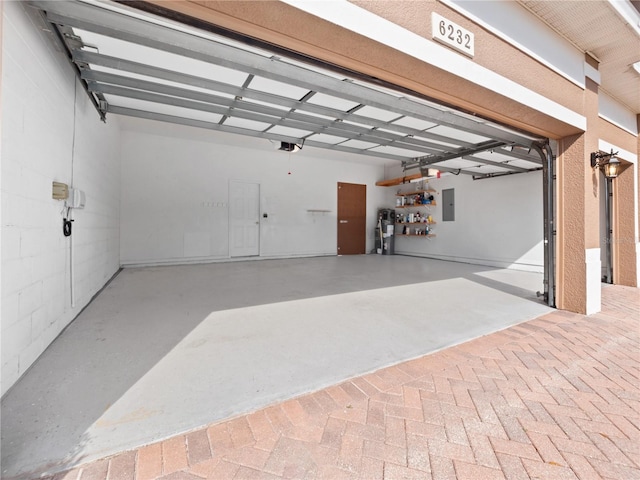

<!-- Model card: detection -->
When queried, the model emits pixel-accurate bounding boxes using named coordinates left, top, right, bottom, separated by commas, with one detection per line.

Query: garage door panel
left=77, top=29, right=248, bottom=86
left=306, top=93, right=360, bottom=112
left=102, top=95, right=225, bottom=123
left=426, top=125, right=493, bottom=144
left=468, top=164, right=512, bottom=174
left=32, top=0, right=545, bottom=175
left=369, top=145, right=434, bottom=157
left=436, top=158, right=485, bottom=169
left=391, top=117, right=438, bottom=131
left=506, top=159, right=545, bottom=169
left=249, top=76, right=310, bottom=100
left=267, top=125, right=315, bottom=138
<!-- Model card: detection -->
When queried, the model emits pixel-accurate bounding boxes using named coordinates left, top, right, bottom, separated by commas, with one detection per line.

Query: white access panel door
left=229, top=181, right=260, bottom=257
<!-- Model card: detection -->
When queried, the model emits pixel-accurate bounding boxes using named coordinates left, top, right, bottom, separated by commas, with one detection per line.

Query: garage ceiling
left=29, top=0, right=546, bottom=178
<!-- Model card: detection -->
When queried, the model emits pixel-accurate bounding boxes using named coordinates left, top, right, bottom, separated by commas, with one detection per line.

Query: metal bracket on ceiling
left=98, top=98, right=109, bottom=113
left=471, top=167, right=542, bottom=181
left=403, top=140, right=509, bottom=171
left=31, top=6, right=107, bottom=122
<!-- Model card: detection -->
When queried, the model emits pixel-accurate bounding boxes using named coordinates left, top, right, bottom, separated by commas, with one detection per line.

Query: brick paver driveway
left=43, top=285, right=640, bottom=480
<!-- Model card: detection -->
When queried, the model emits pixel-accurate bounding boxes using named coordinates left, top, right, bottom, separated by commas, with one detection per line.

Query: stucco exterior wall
left=599, top=118, right=638, bottom=154
left=597, top=117, right=638, bottom=288
left=614, top=164, right=638, bottom=287
left=557, top=133, right=587, bottom=313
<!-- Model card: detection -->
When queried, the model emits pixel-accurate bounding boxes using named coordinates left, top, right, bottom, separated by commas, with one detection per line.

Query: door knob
left=339, top=220, right=348, bottom=223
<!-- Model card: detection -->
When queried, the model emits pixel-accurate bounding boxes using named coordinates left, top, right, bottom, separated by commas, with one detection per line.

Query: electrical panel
left=442, top=188, right=455, bottom=221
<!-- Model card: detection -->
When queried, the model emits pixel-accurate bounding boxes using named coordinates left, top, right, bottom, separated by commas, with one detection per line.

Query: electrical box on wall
left=52, top=181, right=69, bottom=200
left=67, top=188, right=86, bottom=209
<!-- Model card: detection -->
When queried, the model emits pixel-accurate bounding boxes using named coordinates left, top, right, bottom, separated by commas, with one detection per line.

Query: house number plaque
left=432, top=12, right=475, bottom=58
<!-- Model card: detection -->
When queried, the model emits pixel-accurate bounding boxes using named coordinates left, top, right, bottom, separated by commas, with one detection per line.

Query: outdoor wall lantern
left=590, top=149, right=620, bottom=179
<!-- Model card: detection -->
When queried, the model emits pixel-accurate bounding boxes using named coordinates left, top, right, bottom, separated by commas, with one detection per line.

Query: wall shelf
left=396, top=203, right=436, bottom=208
left=397, top=234, right=436, bottom=237
left=395, top=189, right=436, bottom=196
left=375, top=173, right=423, bottom=186
left=394, top=187, right=438, bottom=240
left=395, top=188, right=437, bottom=209
left=396, top=221, right=436, bottom=225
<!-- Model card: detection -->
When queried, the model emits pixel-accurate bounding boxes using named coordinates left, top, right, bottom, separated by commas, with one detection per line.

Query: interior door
left=229, top=181, right=260, bottom=257
left=337, top=182, right=366, bottom=255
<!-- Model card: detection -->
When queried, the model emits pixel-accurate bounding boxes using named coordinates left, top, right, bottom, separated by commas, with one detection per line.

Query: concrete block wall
left=1, top=2, right=121, bottom=396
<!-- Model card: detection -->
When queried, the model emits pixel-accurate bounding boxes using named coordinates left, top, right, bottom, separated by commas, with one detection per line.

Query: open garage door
left=27, top=0, right=555, bottom=305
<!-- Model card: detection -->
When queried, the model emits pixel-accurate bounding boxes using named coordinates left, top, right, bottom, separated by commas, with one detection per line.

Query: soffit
left=28, top=0, right=545, bottom=178
left=519, top=0, right=640, bottom=114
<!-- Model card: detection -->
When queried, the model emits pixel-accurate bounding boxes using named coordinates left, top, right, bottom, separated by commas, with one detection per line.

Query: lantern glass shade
left=603, top=157, right=620, bottom=178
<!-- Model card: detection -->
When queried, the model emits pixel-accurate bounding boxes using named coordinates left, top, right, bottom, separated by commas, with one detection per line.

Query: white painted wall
left=119, top=118, right=389, bottom=266
left=1, top=2, right=121, bottom=395
left=385, top=170, right=544, bottom=272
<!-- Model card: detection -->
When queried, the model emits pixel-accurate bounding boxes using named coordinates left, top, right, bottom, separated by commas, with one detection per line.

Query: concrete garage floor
left=1, top=255, right=551, bottom=479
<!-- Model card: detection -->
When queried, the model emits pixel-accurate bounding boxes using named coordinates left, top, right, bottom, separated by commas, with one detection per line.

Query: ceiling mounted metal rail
left=403, top=140, right=508, bottom=169
left=471, top=167, right=542, bottom=180
left=402, top=139, right=545, bottom=178
left=461, top=155, right=531, bottom=173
